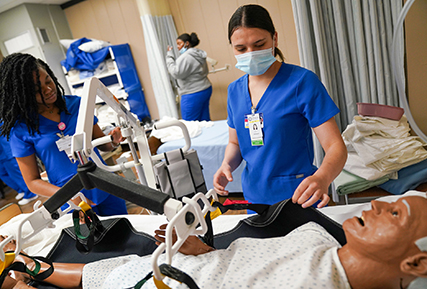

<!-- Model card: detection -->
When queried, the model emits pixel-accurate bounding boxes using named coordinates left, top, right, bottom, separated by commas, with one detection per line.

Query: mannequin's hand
left=154, top=224, right=215, bottom=256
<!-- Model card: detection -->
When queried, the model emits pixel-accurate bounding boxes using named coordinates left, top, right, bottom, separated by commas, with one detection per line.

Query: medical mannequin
left=166, top=33, right=212, bottom=121
left=2, top=195, right=427, bottom=289
left=213, top=4, right=347, bottom=208
left=0, top=53, right=127, bottom=216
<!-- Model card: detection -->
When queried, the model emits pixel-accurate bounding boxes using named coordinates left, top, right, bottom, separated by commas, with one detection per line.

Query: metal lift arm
left=0, top=77, right=217, bottom=287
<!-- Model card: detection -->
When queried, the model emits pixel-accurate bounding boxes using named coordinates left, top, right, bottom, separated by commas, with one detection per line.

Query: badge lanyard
left=245, top=107, right=264, bottom=146
left=55, top=122, right=74, bottom=162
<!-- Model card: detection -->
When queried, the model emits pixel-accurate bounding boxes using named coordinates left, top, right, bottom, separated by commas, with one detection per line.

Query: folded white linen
left=344, top=152, right=398, bottom=180
left=342, top=115, right=427, bottom=176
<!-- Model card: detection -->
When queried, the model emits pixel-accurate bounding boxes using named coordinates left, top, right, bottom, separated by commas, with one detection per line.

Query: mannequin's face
left=343, top=196, right=427, bottom=262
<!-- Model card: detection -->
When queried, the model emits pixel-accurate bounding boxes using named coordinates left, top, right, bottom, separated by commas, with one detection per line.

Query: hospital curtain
left=291, top=0, right=404, bottom=167
left=138, top=1, right=179, bottom=119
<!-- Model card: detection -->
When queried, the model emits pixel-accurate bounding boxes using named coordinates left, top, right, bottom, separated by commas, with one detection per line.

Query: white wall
left=0, top=5, right=43, bottom=59
left=26, top=3, right=73, bottom=94
left=0, top=4, right=73, bottom=95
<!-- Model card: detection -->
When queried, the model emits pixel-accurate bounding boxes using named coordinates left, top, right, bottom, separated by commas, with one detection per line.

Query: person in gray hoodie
left=166, top=33, right=212, bottom=121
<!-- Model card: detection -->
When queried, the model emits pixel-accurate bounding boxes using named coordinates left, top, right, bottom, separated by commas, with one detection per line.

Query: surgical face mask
left=179, top=46, right=188, bottom=54
left=235, top=47, right=276, bottom=76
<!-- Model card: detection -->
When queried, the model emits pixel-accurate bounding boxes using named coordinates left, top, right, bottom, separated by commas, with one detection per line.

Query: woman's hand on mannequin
left=292, top=174, right=330, bottom=208
left=292, top=117, right=347, bottom=209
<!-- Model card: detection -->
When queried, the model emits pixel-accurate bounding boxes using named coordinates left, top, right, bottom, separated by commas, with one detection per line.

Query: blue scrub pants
left=180, top=86, right=212, bottom=121
left=0, top=158, right=36, bottom=199
left=61, top=193, right=128, bottom=216
left=92, top=193, right=128, bottom=216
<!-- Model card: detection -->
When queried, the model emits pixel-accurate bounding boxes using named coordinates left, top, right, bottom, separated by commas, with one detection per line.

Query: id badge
left=247, top=113, right=264, bottom=146
left=245, top=113, right=263, bottom=129
left=55, top=135, right=72, bottom=157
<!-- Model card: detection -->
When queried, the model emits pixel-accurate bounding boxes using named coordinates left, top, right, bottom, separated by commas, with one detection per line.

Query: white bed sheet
left=157, top=120, right=245, bottom=193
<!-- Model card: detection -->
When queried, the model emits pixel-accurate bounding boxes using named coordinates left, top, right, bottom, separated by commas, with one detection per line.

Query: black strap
left=0, top=253, right=54, bottom=287
left=125, top=271, right=153, bottom=289
left=211, top=201, right=270, bottom=215
left=160, top=263, right=200, bottom=289
left=200, top=201, right=270, bottom=249
left=130, top=265, right=200, bottom=289
left=72, top=209, right=105, bottom=254
left=200, top=211, right=214, bottom=248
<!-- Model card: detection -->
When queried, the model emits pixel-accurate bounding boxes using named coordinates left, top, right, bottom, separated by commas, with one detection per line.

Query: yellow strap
left=0, top=252, right=15, bottom=274
left=153, top=276, right=173, bottom=289
left=205, top=199, right=222, bottom=220
left=78, top=201, right=92, bottom=213
left=208, top=207, right=222, bottom=220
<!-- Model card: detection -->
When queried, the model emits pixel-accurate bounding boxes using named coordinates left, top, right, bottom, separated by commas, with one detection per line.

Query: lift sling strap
left=72, top=204, right=105, bottom=254
left=200, top=201, right=270, bottom=248
left=0, top=252, right=54, bottom=287
left=132, top=264, right=201, bottom=289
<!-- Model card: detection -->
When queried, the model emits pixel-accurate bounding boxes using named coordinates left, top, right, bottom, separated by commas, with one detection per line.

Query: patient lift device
left=0, top=77, right=218, bottom=285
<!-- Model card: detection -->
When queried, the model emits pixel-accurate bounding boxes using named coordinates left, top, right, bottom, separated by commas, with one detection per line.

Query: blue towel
left=61, top=38, right=110, bottom=72
left=379, top=159, right=427, bottom=194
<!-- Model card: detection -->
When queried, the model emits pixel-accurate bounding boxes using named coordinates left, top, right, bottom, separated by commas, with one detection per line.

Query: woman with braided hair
left=0, top=53, right=127, bottom=216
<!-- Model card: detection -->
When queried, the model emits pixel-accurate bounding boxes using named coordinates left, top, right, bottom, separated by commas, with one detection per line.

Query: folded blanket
left=344, top=152, right=398, bottom=180
left=334, top=169, right=390, bottom=195
left=343, top=115, right=427, bottom=177
left=379, top=159, right=427, bottom=195
left=61, top=37, right=111, bottom=71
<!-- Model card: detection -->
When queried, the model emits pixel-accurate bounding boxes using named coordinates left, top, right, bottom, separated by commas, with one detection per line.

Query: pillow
left=59, top=39, right=78, bottom=49
left=78, top=39, right=110, bottom=53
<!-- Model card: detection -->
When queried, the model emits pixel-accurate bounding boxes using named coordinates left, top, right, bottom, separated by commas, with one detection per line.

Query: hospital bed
left=156, top=120, right=245, bottom=193
left=0, top=191, right=425, bottom=287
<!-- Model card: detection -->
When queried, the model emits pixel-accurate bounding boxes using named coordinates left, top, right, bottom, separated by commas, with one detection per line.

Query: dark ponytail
left=177, top=32, right=200, bottom=48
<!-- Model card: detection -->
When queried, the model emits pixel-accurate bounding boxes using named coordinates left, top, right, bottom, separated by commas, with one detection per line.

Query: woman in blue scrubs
left=0, top=53, right=127, bottom=216
left=213, top=4, right=347, bottom=208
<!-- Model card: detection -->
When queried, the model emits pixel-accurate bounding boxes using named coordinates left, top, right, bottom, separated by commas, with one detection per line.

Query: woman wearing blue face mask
left=166, top=33, right=212, bottom=121
left=213, top=4, right=347, bottom=209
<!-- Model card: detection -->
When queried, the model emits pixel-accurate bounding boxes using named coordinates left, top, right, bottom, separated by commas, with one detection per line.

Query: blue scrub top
left=227, top=63, right=340, bottom=205
left=10, top=95, right=109, bottom=206
left=0, top=134, right=13, bottom=161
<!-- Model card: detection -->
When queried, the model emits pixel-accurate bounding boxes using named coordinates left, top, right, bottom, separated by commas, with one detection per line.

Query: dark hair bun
left=189, top=33, right=200, bottom=47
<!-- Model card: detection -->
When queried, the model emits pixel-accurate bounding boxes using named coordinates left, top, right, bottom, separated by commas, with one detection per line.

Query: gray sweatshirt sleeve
left=166, top=50, right=197, bottom=79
